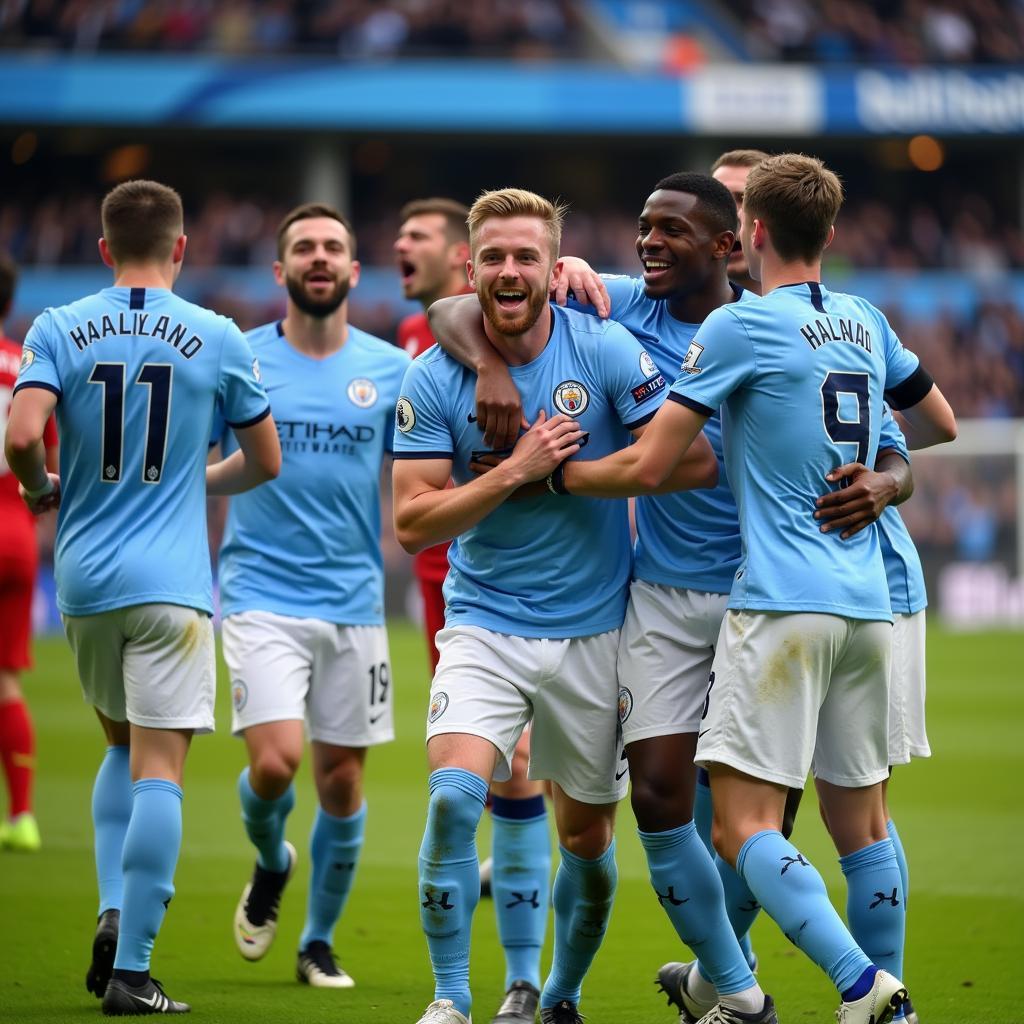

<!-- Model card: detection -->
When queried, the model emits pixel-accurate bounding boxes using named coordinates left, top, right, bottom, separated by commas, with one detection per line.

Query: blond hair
left=101, top=180, right=183, bottom=264
left=710, top=148, right=770, bottom=173
left=467, top=188, right=566, bottom=259
left=743, top=153, right=844, bottom=263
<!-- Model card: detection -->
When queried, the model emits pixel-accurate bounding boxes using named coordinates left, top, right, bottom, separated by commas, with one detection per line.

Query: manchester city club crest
left=553, top=379, right=589, bottom=416
left=428, top=691, right=449, bottom=723
left=232, top=681, right=248, bottom=712
left=396, top=396, right=416, bottom=433
left=618, top=686, right=633, bottom=723
left=347, top=377, right=378, bottom=408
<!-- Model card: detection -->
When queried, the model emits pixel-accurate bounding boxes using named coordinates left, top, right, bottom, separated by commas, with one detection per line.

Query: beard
left=285, top=271, right=351, bottom=317
left=478, top=282, right=547, bottom=337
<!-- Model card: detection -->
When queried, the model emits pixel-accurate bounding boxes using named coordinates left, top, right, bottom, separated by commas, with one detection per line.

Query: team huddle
left=3, top=149, right=956, bottom=1024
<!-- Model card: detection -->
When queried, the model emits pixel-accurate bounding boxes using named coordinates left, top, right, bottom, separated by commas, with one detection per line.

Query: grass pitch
left=2, top=622, right=1021, bottom=1023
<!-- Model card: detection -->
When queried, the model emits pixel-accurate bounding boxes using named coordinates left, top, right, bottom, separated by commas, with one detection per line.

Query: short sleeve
left=565, top=274, right=643, bottom=322
left=877, top=406, right=910, bottom=464
left=668, top=305, right=756, bottom=415
left=880, top=318, right=921, bottom=394
left=218, top=322, right=270, bottom=429
left=598, top=319, right=667, bottom=430
left=392, top=358, right=454, bottom=459
left=13, top=312, right=61, bottom=398
left=382, top=350, right=413, bottom=455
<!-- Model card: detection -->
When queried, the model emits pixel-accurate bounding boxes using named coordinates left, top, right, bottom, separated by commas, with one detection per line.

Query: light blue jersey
left=876, top=409, right=927, bottom=615
left=14, top=286, right=268, bottom=616
left=571, top=276, right=752, bottom=593
left=669, top=281, right=926, bottom=622
left=218, top=321, right=410, bottom=625
left=393, top=304, right=666, bottom=638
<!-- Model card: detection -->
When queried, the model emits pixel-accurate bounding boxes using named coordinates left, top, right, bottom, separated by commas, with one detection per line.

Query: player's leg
left=814, top=619, right=907, bottom=1020
left=488, top=732, right=549, bottom=1024
left=100, top=603, right=215, bottom=1015
left=0, top=550, right=40, bottom=851
left=223, top=611, right=310, bottom=960
left=298, top=622, right=394, bottom=987
left=702, top=612, right=906, bottom=1024
left=416, top=625, right=530, bottom=1024
left=618, top=585, right=767, bottom=1019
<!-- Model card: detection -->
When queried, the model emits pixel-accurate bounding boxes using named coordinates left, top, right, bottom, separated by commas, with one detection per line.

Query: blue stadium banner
left=1, top=56, right=1022, bottom=134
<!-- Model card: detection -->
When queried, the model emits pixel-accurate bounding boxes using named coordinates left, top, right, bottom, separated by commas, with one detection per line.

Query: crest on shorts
left=680, top=341, right=704, bottom=375
left=347, top=377, right=378, bottom=408
left=396, top=397, right=416, bottom=433
left=232, top=681, right=248, bottom=712
left=639, top=350, right=658, bottom=379
left=428, top=691, right=449, bottom=723
left=553, top=380, right=589, bottom=417
left=618, top=686, right=633, bottom=723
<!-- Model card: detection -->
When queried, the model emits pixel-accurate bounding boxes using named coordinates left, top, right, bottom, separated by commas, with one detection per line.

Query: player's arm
left=393, top=410, right=583, bottom=553
left=5, top=386, right=61, bottom=513
left=559, top=398, right=716, bottom=498
left=889, top=380, right=957, bottom=449
left=206, top=414, right=281, bottom=495
left=550, top=256, right=611, bottom=316
left=813, top=450, right=913, bottom=540
left=427, top=294, right=525, bottom=450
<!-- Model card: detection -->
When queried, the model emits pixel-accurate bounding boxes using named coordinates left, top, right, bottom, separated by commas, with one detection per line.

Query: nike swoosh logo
left=697, top=729, right=710, bottom=739
left=132, top=991, right=165, bottom=1009
left=369, top=712, right=386, bottom=724
left=615, top=768, right=628, bottom=781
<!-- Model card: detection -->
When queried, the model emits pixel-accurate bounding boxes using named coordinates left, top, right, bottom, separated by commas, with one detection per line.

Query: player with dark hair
left=223, top=202, right=410, bottom=989
left=546, top=153, right=956, bottom=1024
left=5, top=178, right=280, bottom=1015
left=0, top=252, right=57, bottom=853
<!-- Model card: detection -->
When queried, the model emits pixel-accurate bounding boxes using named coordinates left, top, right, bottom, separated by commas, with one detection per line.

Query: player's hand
left=551, top=257, right=610, bottom=318
left=468, top=454, right=549, bottom=501
left=19, top=473, right=62, bottom=515
left=504, top=409, right=583, bottom=484
left=475, top=364, right=527, bottom=451
left=814, top=463, right=899, bottom=539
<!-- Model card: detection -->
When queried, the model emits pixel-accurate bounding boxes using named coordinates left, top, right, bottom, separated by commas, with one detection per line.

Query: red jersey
left=1, top=335, right=58, bottom=548
left=397, top=311, right=451, bottom=584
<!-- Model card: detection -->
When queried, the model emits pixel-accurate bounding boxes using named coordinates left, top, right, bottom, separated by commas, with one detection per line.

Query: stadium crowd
left=734, top=0, right=1024, bottom=64
left=0, top=0, right=582, bottom=58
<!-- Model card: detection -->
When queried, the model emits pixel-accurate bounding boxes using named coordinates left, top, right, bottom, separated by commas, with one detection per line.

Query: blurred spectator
left=0, top=0, right=582, bottom=59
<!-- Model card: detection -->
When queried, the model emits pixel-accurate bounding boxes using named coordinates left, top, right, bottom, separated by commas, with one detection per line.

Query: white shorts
left=617, top=581, right=729, bottom=745
left=223, top=611, right=394, bottom=748
left=63, top=604, right=215, bottom=733
left=696, top=611, right=893, bottom=789
left=428, top=625, right=627, bottom=805
left=888, top=610, right=930, bottom=764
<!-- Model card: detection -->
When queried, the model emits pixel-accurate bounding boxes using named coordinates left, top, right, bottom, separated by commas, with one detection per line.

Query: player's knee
left=317, top=753, right=363, bottom=803
left=629, top=770, right=687, bottom=832
left=559, top=817, right=613, bottom=861
left=710, top=817, right=744, bottom=867
left=250, top=748, right=299, bottom=793
left=427, top=783, right=484, bottom=841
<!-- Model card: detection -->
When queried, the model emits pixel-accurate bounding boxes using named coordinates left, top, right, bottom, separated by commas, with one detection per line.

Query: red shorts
left=0, top=547, right=36, bottom=671
left=418, top=575, right=446, bottom=673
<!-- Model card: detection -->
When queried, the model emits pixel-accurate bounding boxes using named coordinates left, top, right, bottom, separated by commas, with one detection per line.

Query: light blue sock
left=300, top=802, right=367, bottom=949
left=419, top=768, right=488, bottom=1018
left=492, top=794, right=551, bottom=991
left=640, top=823, right=755, bottom=995
left=840, top=838, right=905, bottom=980
left=694, top=768, right=714, bottom=855
left=113, top=779, right=183, bottom=972
left=696, top=769, right=758, bottom=972
left=92, top=745, right=132, bottom=915
left=541, top=841, right=617, bottom=1009
left=887, top=819, right=909, bottom=903
left=237, top=767, right=294, bottom=873
left=716, top=853, right=761, bottom=971
left=738, top=829, right=871, bottom=995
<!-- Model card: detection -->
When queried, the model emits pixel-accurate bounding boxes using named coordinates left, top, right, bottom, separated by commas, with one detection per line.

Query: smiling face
left=635, top=189, right=729, bottom=300
left=275, top=216, right=358, bottom=318
left=712, top=162, right=754, bottom=280
left=468, top=215, right=557, bottom=338
left=394, top=212, right=464, bottom=303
